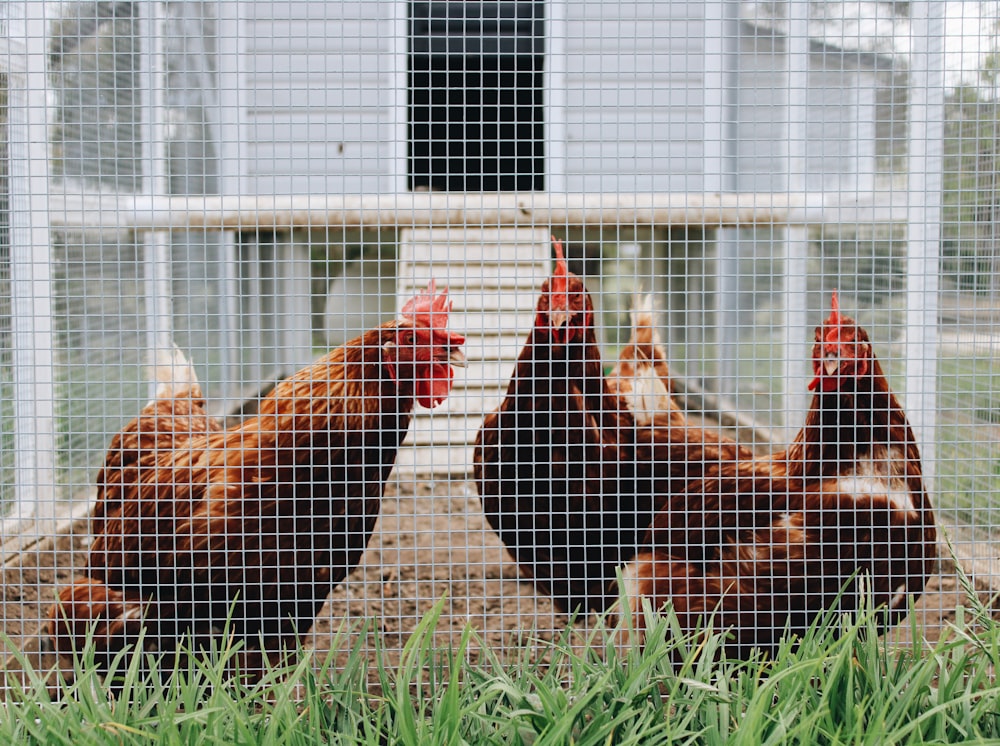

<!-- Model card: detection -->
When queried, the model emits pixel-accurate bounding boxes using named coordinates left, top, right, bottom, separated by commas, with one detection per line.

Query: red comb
left=552, top=235, right=566, bottom=264
left=401, top=279, right=452, bottom=330
left=824, top=290, right=842, bottom=343
left=551, top=235, right=569, bottom=297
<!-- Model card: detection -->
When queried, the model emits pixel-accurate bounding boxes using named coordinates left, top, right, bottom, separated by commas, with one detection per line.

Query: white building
left=0, top=0, right=938, bottom=495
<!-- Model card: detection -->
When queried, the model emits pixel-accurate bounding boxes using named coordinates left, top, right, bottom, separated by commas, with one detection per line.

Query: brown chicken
left=48, top=282, right=466, bottom=677
left=606, top=294, right=684, bottom=427
left=474, top=239, right=752, bottom=615
left=619, top=292, right=938, bottom=660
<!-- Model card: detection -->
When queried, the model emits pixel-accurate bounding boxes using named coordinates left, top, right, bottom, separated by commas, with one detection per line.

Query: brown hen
left=48, top=282, right=466, bottom=678
left=474, top=239, right=752, bottom=615
left=620, top=292, right=938, bottom=660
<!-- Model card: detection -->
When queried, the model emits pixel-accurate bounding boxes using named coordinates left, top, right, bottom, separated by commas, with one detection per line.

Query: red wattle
left=415, top=363, right=455, bottom=409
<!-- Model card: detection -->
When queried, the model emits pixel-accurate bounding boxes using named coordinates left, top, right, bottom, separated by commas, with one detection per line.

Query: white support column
left=139, top=2, right=174, bottom=400
left=6, top=3, right=59, bottom=522
left=213, top=0, right=247, bottom=410
left=904, top=2, right=946, bottom=477
left=165, top=0, right=237, bottom=415
left=544, top=0, right=568, bottom=195
left=241, top=236, right=267, bottom=387
left=274, top=233, right=316, bottom=373
left=705, top=0, right=741, bottom=398
left=391, top=0, right=409, bottom=192
left=780, top=0, right=813, bottom=445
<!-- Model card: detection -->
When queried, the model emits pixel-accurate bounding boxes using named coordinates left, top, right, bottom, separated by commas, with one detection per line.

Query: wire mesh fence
left=0, top=0, right=996, bottom=684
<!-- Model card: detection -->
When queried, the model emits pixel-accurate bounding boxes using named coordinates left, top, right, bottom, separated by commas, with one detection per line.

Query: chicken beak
left=823, top=354, right=840, bottom=376
left=448, top=347, right=468, bottom=368
left=549, top=310, right=570, bottom=334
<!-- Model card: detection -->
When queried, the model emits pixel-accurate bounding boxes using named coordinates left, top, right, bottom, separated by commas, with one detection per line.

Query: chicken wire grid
left=0, top=0, right=995, bottom=685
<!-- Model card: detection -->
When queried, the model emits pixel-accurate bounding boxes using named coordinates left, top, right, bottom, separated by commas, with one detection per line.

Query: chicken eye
left=403, top=332, right=415, bottom=345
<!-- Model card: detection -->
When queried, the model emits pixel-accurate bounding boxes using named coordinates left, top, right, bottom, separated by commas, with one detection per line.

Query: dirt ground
left=0, top=476, right=572, bottom=686
left=0, top=471, right=989, bottom=691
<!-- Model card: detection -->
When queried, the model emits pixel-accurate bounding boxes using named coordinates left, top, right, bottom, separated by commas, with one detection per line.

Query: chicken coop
left=0, top=0, right=996, bottom=686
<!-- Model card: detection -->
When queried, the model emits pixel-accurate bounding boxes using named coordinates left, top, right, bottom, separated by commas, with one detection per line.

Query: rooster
left=474, top=239, right=752, bottom=615
left=48, top=282, right=466, bottom=678
left=619, top=292, right=938, bottom=660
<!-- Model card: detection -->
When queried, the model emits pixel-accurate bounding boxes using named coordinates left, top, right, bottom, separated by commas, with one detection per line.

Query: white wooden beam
left=780, top=0, right=814, bottom=445
left=139, top=1, right=174, bottom=402
left=5, top=3, right=58, bottom=523
left=904, top=2, right=947, bottom=477
left=705, top=0, right=742, bottom=398
left=46, top=191, right=890, bottom=233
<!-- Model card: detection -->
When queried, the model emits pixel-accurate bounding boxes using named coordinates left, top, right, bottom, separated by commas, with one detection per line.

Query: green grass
left=934, top=354, right=1000, bottom=528
left=8, top=579, right=1000, bottom=746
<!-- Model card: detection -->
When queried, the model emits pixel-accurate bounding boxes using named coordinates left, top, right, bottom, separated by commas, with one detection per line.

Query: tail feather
left=628, top=293, right=665, bottom=361
left=48, top=579, right=149, bottom=668
left=148, top=343, right=202, bottom=400
left=628, top=365, right=672, bottom=419
left=610, top=294, right=682, bottom=425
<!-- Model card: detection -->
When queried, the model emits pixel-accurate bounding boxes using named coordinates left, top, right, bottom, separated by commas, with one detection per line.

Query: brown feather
left=474, top=254, right=752, bottom=614
left=621, top=299, right=938, bottom=660
left=49, top=296, right=464, bottom=678
left=606, top=294, right=684, bottom=427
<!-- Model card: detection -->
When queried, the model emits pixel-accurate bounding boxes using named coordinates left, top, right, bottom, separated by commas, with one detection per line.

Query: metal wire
left=0, top=0, right=993, bottom=683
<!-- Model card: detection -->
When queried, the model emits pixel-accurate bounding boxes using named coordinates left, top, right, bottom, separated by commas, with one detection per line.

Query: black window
left=408, top=1, right=545, bottom=192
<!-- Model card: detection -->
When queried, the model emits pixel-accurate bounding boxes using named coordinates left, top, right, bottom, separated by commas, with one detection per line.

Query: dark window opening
left=409, top=2, right=545, bottom=192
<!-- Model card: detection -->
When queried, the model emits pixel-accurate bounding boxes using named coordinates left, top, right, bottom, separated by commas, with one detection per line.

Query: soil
left=0, top=473, right=986, bottom=692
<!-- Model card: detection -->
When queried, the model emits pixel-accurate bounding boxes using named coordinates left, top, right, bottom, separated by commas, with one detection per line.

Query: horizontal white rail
left=48, top=191, right=910, bottom=233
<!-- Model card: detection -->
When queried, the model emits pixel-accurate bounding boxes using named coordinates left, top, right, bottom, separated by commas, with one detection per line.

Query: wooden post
left=780, top=0, right=814, bottom=446
left=5, top=5, right=58, bottom=526
left=904, top=2, right=946, bottom=478
left=139, top=2, right=174, bottom=403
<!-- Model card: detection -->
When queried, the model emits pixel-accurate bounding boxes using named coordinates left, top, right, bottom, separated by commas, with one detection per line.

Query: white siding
left=804, top=71, right=856, bottom=193
left=240, top=0, right=398, bottom=195
left=395, top=227, right=550, bottom=475
left=230, top=0, right=723, bottom=196
left=733, top=26, right=882, bottom=197
left=733, top=28, right=787, bottom=193
left=560, top=1, right=709, bottom=192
